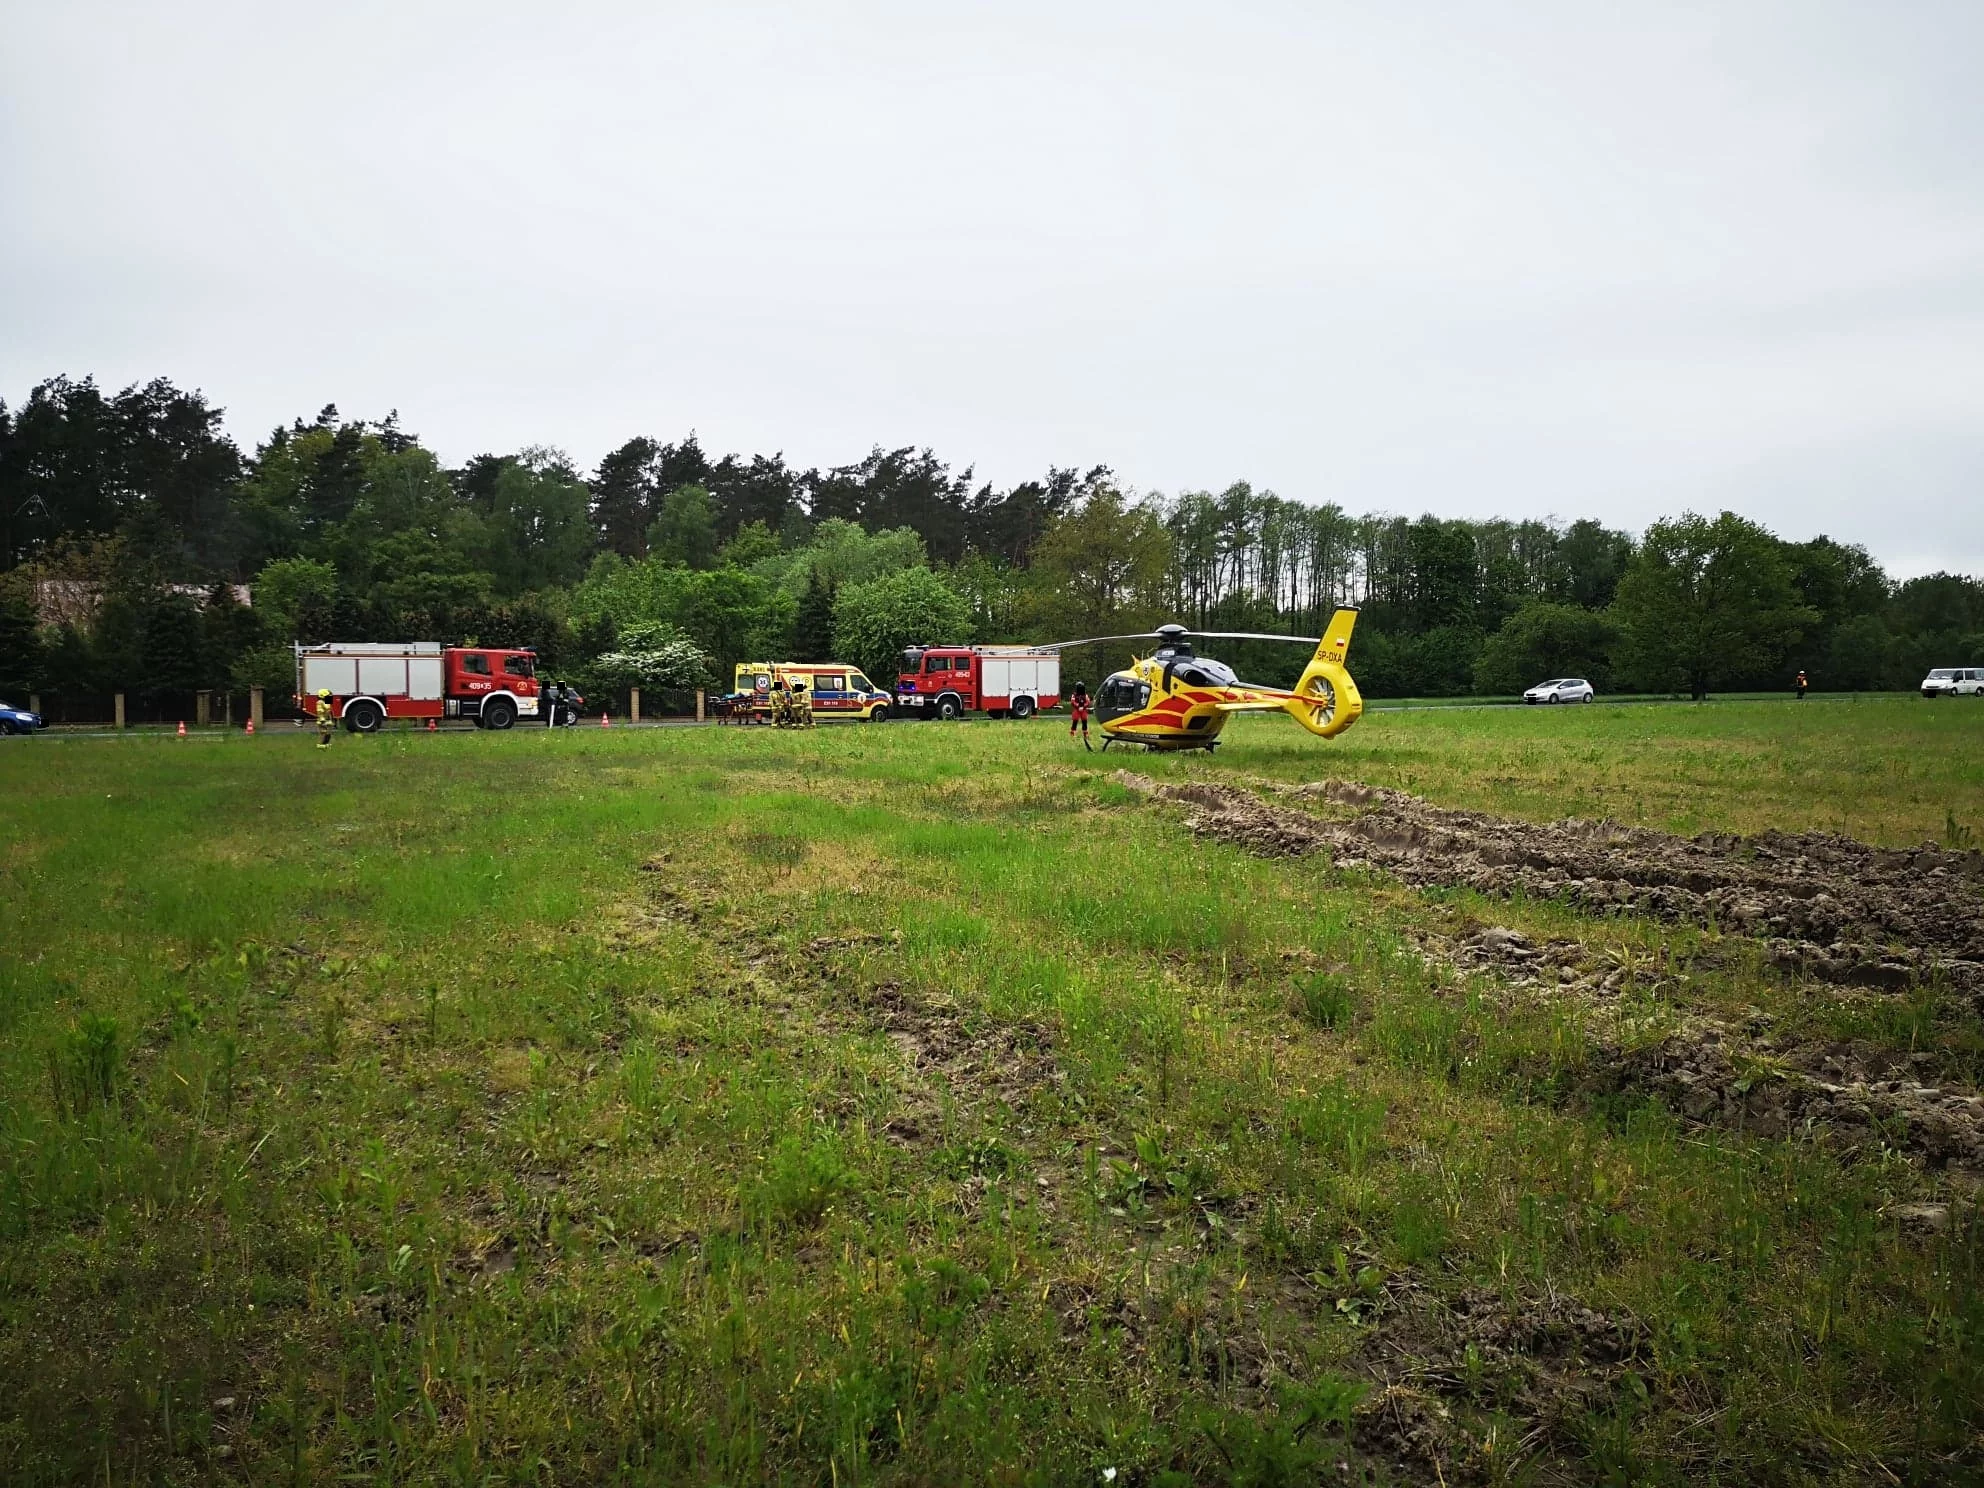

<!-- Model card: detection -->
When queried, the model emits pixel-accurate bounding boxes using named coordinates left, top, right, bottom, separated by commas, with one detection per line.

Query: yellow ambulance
left=729, top=662, right=893, bottom=722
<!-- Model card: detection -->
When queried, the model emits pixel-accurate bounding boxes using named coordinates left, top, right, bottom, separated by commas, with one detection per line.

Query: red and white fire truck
left=294, top=642, right=545, bottom=731
left=894, top=644, right=1061, bottom=720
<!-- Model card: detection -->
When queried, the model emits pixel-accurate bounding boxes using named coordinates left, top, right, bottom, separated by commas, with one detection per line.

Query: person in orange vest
left=1795, top=670, right=1809, bottom=700
left=315, top=688, right=335, bottom=748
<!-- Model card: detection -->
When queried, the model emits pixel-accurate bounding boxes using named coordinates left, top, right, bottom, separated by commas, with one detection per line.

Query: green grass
left=1, top=701, right=1980, bottom=1484
left=1235, top=693, right=1984, bottom=844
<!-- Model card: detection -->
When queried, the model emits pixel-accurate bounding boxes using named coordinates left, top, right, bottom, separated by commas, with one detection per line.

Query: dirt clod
left=1423, top=920, right=1984, bottom=1171
left=1349, top=1285, right=1650, bottom=1480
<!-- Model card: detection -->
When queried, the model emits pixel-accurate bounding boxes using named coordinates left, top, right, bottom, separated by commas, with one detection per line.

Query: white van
left=1921, top=668, right=1984, bottom=698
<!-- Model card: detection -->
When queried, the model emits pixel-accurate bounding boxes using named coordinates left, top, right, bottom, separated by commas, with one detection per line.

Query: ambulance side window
left=461, top=654, right=491, bottom=676
left=849, top=673, right=873, bottom=692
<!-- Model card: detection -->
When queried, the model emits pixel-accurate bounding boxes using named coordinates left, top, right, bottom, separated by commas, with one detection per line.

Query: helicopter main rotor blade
left=1036, top=633, right=1162, bottom=651
left=1188, top=631, right=1324, bottom=645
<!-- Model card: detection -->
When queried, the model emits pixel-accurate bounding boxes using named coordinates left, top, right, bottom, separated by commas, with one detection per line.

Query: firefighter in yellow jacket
left=315, top=688, right=335, bottom=748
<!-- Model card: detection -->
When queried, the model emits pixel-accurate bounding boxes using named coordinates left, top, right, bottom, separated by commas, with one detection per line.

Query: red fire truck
left=894, top=644, right=1061, bottom=720
left=294, top=642, right=546, bottom=731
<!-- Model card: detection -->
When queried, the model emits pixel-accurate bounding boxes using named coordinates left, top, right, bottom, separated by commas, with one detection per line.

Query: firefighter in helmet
left=315, top=688, right=335, bottom=748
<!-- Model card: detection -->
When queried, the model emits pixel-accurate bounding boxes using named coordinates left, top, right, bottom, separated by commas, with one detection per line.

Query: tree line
left=2, top=373, right=1980, bottom=710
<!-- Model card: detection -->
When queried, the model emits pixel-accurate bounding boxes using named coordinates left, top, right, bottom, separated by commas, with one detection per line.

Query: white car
left=1921, top=667, right=1984, bottom=698
left=1523, top=677, right=1595, bottom=705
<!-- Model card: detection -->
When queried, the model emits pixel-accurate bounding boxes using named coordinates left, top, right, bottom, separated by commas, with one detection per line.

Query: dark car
left=0, top=700, right=46, bottom=734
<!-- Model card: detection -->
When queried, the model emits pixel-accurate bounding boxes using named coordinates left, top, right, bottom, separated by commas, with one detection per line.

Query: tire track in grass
left=616, top=842, right=1705, bottom=1483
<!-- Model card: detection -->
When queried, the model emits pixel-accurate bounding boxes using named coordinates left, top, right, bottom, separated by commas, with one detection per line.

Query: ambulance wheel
left=936, top=694, right=963, bottom=721
left=866, top=703, right=890, bottom=722
left=1010, top=696, right=1036, bottom=720
left=483, top=697, right=517, bottom=730
left=348, top=700, right=385, bottom=734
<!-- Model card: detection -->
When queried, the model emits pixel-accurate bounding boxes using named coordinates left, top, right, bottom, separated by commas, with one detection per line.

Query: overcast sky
left=3, top=1, right=1979, bottom=575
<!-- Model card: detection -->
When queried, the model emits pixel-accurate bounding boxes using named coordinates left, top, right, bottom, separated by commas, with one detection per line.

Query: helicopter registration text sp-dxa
left=894, top=645, right=1061, bottom=721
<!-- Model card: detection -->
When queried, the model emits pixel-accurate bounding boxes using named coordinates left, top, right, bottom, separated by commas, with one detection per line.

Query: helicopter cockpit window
left=1097, top=675, right=1149, bottom=722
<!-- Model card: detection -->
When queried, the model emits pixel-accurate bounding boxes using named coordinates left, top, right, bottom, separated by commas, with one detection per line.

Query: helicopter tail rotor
left=1283, top=608, right=1364, bottom=738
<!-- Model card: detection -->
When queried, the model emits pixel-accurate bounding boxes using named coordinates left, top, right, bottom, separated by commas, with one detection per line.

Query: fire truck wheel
left=483, top=697, right=517, bottom=730
left=936, top=693, right=963, bottom=721
left=1010, top=696, right=1036, bottom=720
left=347, top=700, right=385, bottom=734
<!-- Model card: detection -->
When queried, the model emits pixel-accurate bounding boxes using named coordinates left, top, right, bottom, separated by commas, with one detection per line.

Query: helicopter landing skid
left=1100, top=736, right=1215, bottom=753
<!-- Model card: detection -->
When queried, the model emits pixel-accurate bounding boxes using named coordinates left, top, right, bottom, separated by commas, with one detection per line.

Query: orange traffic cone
left=600, top=711, right=610, bottom=728
left=427, top=718, right=437, bottom=732
left=245, top=718, right=255, bottom=735
left=177, top=720, right=187, bottom=737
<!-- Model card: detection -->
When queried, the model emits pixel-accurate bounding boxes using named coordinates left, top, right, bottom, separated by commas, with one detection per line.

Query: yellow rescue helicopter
left=1049, top=608, right=1364, bottom=752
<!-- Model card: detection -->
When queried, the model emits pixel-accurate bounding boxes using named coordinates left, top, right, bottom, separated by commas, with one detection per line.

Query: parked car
left=1522, top=678, right=1595, bottom=705
left=0, top=700, right=46, bottom=734
left=1921, top=667, right=1984, bottom=698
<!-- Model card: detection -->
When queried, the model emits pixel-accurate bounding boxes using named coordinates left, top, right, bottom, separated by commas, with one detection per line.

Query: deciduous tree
left=833, top=568, right=972, bottom=684
left=1473, top=601, right=1619, bottom=695
left=1611, top=512, right=1815, bottom=699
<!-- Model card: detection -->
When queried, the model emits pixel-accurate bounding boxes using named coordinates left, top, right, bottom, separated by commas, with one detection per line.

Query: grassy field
left=1, top=699, right=1980, bottom=1484
left=1261, top=693, right=1984, bottom=845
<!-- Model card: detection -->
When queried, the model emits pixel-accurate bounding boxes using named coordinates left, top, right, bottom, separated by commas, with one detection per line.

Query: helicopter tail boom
left=1284, top=607, right=1363, bottom=738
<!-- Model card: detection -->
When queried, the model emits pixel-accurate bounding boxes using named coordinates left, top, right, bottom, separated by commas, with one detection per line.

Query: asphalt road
left=9, top=690, right=1912, bottom=743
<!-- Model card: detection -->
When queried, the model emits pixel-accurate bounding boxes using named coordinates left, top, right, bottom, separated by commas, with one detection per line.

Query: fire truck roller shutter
left=408, top=657, right=444, bottom=700
left=303, top=657, right=358, bottom=696
left=358, top=657, right=407, bottom=695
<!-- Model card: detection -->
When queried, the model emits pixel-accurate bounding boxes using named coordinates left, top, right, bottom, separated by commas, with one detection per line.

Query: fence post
left=28, top=694, right=38, bottom=717
left=224, top=693, right=233, bottom=727
left=695, top=689, right=705, bottom=723
left=630, top=687, right=641, bottom=724
left=250, top=687, right=265, bottom=731
left=196, top=690, right=212, bottom=727
left=114, top=692, right=126, bottom=729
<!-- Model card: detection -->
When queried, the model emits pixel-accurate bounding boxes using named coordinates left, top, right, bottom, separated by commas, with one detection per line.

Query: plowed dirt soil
left=1122, top=773, right=1984, bottom=998
left=1122, top=773, right=1984, bottom=1175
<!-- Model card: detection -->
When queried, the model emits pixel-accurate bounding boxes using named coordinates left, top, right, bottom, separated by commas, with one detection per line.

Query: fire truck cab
left=295, top=642, right=543, bottom=731
left=895, top=645, right=1061, bottom=720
